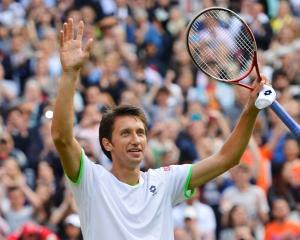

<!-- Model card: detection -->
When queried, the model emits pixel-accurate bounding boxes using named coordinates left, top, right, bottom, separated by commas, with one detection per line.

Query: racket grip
left=255, top=85, right=276, bottom=109
left=270, top=101, right=300, bottom=137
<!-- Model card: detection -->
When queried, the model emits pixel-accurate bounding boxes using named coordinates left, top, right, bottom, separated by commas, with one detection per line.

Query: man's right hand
left=59, top=18, right=93, bottom=72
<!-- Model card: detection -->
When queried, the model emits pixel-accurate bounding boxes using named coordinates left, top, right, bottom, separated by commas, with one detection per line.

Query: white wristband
left=255, top=84, right=276, bottom=109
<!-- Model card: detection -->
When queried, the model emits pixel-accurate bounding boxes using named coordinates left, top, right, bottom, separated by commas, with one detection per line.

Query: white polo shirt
left=67, top=151, right=194, bottom=240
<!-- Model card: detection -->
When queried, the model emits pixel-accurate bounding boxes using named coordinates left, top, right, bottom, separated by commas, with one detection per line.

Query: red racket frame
left=186, top=7, right=262, bottom=90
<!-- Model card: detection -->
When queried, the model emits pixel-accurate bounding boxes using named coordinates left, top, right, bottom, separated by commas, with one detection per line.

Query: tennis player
left=51, top=19, right=266, bottom=240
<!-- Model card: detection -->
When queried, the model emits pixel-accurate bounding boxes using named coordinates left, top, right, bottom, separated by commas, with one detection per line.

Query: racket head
left=186, top=7, right=258, bottom=84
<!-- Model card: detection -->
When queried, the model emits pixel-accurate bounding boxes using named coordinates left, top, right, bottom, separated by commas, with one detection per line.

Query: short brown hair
left=99, top=105, right=148, bottom=160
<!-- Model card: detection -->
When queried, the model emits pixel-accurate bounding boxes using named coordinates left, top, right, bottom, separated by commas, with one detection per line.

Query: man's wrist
left=62, top=69, right=81, bottom=76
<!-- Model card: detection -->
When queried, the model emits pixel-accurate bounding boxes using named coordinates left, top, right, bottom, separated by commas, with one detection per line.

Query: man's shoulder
left=145, top=165, right=187, bottom=176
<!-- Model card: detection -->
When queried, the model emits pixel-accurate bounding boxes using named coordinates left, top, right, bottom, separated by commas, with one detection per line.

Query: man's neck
left=111, top=166, right=140, bottom=186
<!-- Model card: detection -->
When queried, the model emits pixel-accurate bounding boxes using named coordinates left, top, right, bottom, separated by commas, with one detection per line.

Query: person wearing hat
left=62, top=214, right=82, bottom=240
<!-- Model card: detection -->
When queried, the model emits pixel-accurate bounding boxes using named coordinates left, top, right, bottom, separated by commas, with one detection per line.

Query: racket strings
left=189, top=23, right=238, bottom=80
left=187, top=9, right=256, bottom=81
left=209, top=10, right=254, bottom=50
left=204, top=11, right=253, bottom=70
left=204, top=10, right=254, bottom=61
left=188, top=39, right=231, bottom=79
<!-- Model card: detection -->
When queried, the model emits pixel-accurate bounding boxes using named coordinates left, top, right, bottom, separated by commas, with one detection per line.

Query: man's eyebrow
left=119, top=127, right=145, bottom=132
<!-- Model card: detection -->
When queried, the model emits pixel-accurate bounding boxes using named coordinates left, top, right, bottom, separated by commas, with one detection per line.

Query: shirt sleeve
left=66, top=150, right=105, bottom=207
left=163, top=164, right=195, bottom=206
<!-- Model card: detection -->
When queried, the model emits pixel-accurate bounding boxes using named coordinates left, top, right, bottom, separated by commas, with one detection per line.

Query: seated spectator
left=0, top=130, right=27, bottom=168
left=265, top=198, right=300, bottom=240
left=2, top=186, right=34, bottom=233
left=271, top=1, right=299, bottom=35
left=148, top=121, right=179, bottom=168
left=219, top=204, right=253, bottom=240
left=0, top=63, right=18, bottom=107
left=173, top=189, right=216, bottom=240
left=220, top=163, right=269, bottom=239
left=5, top=106, right=30, bottom=156
left=61, top=213, right=82, bottom=240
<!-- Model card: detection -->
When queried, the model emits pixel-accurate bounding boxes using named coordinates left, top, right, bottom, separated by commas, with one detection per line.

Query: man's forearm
left=52, top=70, right=79, bottom=142
left=219, top=105, right=259, bottom=167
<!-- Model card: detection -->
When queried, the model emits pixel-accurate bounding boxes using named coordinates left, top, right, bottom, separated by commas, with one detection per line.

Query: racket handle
left=270, top=101, right=300, bottom=137
left=255, top=85, right=276, bottom=109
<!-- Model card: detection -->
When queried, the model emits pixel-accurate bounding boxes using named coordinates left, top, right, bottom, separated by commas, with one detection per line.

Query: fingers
left=61, top=18, right=75, bottom=45
left=61, top=19, right=86, bottom=44
left=62, top=22, right=68, bottom=45
left=84, top=38, right=94, bottom=57
left=66, top=18, right=73, bottom=41
left=59, top=30, right=64, bottom=47
left=76, top=21, right=84, bottom=41
left=253, top=78, right=265, bottom=95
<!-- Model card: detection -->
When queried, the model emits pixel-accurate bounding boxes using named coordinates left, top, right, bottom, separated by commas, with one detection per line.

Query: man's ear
left=102, top=138, right=112, bottom=151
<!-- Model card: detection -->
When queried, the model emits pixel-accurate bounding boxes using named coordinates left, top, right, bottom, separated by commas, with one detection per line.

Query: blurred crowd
left=0, top=0, right=300, bottom=239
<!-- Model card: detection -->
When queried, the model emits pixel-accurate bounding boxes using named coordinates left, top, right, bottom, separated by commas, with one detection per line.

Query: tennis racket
left=186, top=7, right=300, bottom=137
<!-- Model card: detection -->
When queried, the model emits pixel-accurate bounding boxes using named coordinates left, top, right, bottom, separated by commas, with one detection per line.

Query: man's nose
left=131, top=132, right=141, bottom=143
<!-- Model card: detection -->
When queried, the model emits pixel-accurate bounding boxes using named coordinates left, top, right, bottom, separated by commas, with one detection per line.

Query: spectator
left=0, top=130, right=27, bottom=168
left=173, top=189, right=216, bottom=240
left=265, top=198, right=300, bottom=240
left=62, top=213, right=82, bottom=240
left=219, top=204, right=253, bottom=240
left=2, top=186, right=34, bottom=232
left=220, top=163, right=269, bottom=239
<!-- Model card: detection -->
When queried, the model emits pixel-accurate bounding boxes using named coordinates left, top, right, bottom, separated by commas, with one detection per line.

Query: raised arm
left=189, top=78, right=266, bottom=189
left=51, top=19, right=93, bottom=181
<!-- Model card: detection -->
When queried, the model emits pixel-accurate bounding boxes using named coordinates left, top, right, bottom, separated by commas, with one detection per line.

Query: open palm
left=60, top=18, right=93, bottom=71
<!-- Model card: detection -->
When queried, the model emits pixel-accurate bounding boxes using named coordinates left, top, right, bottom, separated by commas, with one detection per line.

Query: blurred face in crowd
left=3, top=158, right=21, bottom=179
left=6, top=108, right=24, bottom=130
left=278, top=1, right=291, bottom=17
left=230, top=165, right=251, bottom=188
left=177, top=68, right=194, bottom=91
left=187, top=116, right=206, bottom=140
left=284, top=138, right=299, bottom=162
left=37, top=161, right=54, bottom=184
left=8, top=187, right=26, bottom=210
left=0, top=131, right=13, bottom=157
left=120, top=89, right=139, bottom=106
left=272, top=198, right=290, bottom=221
left=230, top=205, right=248, bottom=227
left=155, top=89, right=170, bottom=107
left=81, top=5, right=96, bottom=25
left=80, top=104, right=101, bottom=128
left=85, top=86, right=100, bottom=105
left=0, top=64, right=4, bottom=79
left=11, top=34, right=24, bottom=53
left=24, top=81, right=41, bottom=104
